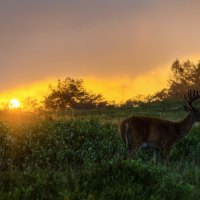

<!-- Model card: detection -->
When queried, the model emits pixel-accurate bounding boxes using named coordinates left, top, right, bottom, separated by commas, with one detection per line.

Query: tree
left=167, top=59, right=196, bottom=99
left=44, top=77, right=107, bottom=110
left=151, top=59, right=200, bottom=101
left=191, top=62, right=200, bottom=89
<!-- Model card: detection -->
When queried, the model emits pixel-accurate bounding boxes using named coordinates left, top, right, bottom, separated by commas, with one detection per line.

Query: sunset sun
left=8, top=99, right=21, bottom=109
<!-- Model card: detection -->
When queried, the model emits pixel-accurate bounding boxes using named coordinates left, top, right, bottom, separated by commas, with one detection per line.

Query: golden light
left=0, top=66, right=169, bottom=110
left=8, top=99, right=21, bottom=109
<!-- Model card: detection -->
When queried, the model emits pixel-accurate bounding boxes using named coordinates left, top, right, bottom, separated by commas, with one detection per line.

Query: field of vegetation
left=1, top=102, right=200, bottom=200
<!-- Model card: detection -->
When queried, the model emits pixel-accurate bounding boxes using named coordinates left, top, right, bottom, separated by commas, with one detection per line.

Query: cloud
left=0, top=0, right=200, bottom=92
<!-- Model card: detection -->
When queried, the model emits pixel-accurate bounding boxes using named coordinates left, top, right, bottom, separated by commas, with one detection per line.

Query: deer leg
left=163, top=147, right=171, bottom=165
left=152, top=149, right=159, bottom=163
left=156, top=148, right=163, bottom=163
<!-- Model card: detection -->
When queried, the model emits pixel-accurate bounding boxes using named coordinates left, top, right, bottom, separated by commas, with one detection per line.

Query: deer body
left=120, top=90, right=200, bottom=163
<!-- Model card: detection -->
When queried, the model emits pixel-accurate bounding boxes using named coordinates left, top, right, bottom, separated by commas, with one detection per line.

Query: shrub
left=0, top=122, right=11, bottom=170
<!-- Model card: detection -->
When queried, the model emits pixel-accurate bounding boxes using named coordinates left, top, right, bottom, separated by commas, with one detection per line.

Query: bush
left=0, top=122, right=11, bottom=170
left=171, top=126, right=200, bottom=163
left=10, top=119, right=124, bottom=170
left=0, top=116, right=199, bottom=199
left=0, top=170, right=70, bottom=200
left=69, top=160, right=192, bottom=200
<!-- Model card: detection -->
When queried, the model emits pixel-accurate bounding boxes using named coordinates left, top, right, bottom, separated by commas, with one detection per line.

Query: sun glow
left=8, top=99, right=21, bottom=109
left=83, top=66, right=170, bottom=102
left=0, top=79, right=52, bottom=110
left=0, top=66, right=170, bottom=110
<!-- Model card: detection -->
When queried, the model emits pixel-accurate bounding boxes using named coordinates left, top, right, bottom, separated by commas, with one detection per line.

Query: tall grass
left=0, top=105, right=200, bottom=199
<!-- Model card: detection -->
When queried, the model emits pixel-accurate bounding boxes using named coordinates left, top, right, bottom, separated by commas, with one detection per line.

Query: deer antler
left=184, top=89, right=200, bottom=110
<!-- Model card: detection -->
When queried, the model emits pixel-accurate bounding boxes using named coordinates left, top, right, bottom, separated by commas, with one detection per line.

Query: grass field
left=0, top=102, right=200, bottom=199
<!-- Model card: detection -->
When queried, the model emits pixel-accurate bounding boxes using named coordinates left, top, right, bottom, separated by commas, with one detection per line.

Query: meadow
left=0, top=102, right=200, bottom=200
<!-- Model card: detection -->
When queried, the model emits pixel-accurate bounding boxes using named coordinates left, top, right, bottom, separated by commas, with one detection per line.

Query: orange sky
left=1, top=1, right=200, bottom=108
left=0, top=65, right=170, bottom=109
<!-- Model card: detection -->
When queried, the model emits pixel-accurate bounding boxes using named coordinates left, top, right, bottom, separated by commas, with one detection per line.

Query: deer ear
left=183, top=105, right=191, bottom=112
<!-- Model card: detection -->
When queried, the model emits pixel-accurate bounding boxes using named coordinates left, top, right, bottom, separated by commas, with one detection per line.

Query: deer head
left=184, top=90, right=200, bottom=122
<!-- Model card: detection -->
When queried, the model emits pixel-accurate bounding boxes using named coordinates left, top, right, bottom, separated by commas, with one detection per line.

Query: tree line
left=39, top=59, right=200, bottom=110
left=43, top=77, right=108, bottom=110
left=122, top=59, right=200, bottom=107
left=152, top=59, right=200, bottom=101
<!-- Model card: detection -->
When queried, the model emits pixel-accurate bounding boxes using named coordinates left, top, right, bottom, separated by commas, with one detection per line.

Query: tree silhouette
left=167, top=59, right=196, bottom=99
left=44, top=77, right=107, bottom=110
left=152, top=59, right=200, bottom=101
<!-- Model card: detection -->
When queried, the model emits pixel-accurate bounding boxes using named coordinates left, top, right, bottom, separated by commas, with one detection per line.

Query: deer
left=120, top=90, right=200, bottom=164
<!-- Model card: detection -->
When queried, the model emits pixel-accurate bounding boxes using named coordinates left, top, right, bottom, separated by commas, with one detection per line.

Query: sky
left=1, top=0, right=200, bottom=106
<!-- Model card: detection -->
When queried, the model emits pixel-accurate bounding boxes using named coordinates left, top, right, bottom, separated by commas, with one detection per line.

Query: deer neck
left=177, top=113, right=195, bottom=138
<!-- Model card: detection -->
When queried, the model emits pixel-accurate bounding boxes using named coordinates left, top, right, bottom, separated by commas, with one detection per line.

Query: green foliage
left=0, top=122, right=11, bottom=170
left=171, top=126, right=200, bottom=163
left=11, top=119, right=124, bottom=170
left=84, top=160, right=192, bottom=200
left=0, top=108, right=200, bottom=199
left=0, top=170, right=70, bottom=200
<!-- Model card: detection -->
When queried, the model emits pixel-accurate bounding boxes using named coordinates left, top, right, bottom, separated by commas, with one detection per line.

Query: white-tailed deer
left=120, top=90, right=200, bottom=163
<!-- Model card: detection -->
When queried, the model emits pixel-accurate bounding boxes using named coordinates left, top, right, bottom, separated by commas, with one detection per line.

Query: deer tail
left=120, top=121, right=130, bottom=146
